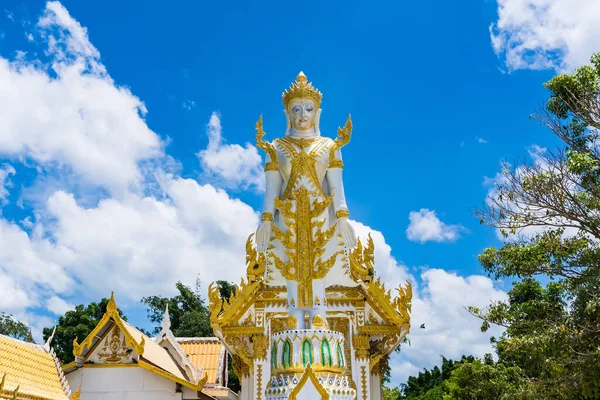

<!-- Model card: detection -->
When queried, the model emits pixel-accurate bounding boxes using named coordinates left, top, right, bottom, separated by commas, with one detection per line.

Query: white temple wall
left=66, top=367, right=185, bottom=400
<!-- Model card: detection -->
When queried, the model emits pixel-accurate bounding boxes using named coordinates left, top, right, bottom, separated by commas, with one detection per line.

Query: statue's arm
left=326, top=148, right=349, bottom=213
left=326, top=148, right=357, bottom=248
left=261, top=153, right=283, bottom=215
left=256, top=153, right=282, bottom=252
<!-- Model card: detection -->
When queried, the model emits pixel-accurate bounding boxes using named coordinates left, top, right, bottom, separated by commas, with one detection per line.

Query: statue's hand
left=256, top=221, right=272, bottom=253
left=337, top=217, right=357, bottom=248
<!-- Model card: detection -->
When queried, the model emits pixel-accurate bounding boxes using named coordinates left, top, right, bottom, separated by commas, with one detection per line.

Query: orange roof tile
left=177, top=338, right=225, bottom=385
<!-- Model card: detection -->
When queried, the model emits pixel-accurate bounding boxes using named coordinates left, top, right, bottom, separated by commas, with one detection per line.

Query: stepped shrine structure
left=209, top=72, right=412, bottom=400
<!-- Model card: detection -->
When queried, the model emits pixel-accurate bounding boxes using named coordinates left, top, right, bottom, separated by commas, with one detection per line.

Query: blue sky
left=1, top=0, right=598, bottom=386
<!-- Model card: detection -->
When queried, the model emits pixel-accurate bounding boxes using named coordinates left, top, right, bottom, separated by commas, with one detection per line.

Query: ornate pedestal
left=208, top=72, right=412, bottom=400
left=266, top=329, right=355, bottom=400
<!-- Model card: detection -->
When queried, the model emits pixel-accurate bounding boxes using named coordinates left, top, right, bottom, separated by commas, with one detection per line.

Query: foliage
left=474, top=52, right=600, bottom=399
left=141, top=279, right=240, bottom=393
left=142, top=279, right=212, bottom=337
left=382, top=385, right=403, bottom=400
left=444, top=358, right=524, bottom=400
left=402, top=356, right=471, bottom=398
left=384, top=355, right=522, bottom=400
left=0, top=313, right=32, bottom=341
left=42, top=297, right=125, bottom=363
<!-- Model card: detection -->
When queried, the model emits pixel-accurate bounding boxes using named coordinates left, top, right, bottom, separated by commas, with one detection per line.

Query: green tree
left=141, top=279, right=241, bottom=393
left=444, top=358, right=524, bottom=400
left=474, top=52, right=600, bottom=398
left=42, top=297, right=126, bottom=363
left=142, top=279, right=212, bottom=337
left=0, top=313, right=31, bottom=341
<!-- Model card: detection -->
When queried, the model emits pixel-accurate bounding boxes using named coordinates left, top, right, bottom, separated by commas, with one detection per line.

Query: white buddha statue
left=254, top=72, right=358, bottom=329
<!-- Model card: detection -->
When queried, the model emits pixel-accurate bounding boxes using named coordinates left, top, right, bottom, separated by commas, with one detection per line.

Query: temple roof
left=176, top=337, right=226, bottom=386
left=0, top=334, right=71, bottom=400
left=64, top=293, right=207, bottom=392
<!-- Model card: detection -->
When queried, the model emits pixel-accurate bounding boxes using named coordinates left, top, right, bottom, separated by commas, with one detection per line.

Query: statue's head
left=282, top=72, right=323, bottom=134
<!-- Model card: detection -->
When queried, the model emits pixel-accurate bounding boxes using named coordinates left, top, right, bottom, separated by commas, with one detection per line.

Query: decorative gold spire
left=106, top=291, right=117, bottom=314
left=282, top=71, right=323, bottom=109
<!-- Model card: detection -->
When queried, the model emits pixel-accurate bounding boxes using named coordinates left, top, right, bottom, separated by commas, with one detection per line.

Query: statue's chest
left=275, top=138, right=331, bottom=196
left=276, top=138, right=330, bottom=178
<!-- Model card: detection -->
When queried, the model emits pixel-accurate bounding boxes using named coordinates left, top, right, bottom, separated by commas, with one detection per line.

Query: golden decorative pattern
left=282, top=72, right=323, bottom=110
left=73, top=293, right=145, bottom=358
left=252, top=335, right=269, bottom=360
left=0, top=336, right=70, bottom=400
left=349, top=235, right=375, bottom=283
left=270, top=363, right=344, bottom=376
left=328, top=115, right=352, bottom=169
left=272, top=186, right=341, bottom=308
left=353, top=335, right=370, bottom=360
left=328, top=317, right=356, bottom=389
left=71, top=386, right=81, bottom=400
left=244, top=235, right=267, bottom=285
left=335, top=209, right=349, bottom=219
left=256, top=364, right=263, bottom=400
left=97, top=325, right=128, bottom=363
left=261, top=212, right=273, bottom=222
left=288, top=365, right=330, bottom=400
left=255, top=115, right=279, bottom=172
left=275, top=136, right=331, bottom=200
left=311, top=314, right=328, bottom=330
left=360, top=365, right=368, bottom=400
left=284, top=315, right=298, bottom=330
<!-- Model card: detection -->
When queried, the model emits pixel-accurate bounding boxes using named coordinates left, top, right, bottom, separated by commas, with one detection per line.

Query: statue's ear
left=315, top=108, right=322, bottom=136
left=284, top=109, right=291, bottom=136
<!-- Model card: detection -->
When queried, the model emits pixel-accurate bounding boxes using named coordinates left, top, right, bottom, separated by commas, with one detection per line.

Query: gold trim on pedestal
left=288, top=365, right=329, bottom=400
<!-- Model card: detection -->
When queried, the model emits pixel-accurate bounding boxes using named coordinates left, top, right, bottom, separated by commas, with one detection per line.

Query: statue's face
left=288, top=98, right=316, bottom=130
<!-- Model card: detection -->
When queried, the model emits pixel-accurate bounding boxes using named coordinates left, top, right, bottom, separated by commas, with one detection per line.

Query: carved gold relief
left=97, top=326, right=129, bottom=363
left=271, top=186, right=340, bottom=308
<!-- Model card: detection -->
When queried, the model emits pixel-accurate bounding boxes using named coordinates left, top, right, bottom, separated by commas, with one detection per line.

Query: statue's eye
left=306, top=107, right=313, bottom=112
left=292, top=107, right=300, bottom=113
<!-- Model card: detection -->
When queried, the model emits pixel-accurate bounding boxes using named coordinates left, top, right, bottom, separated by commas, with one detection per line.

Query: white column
left=370, top=373, right=382, bottom=400
left=253, top=361, right=267, bottom=400
left=356, top=359, right=371, bottom=400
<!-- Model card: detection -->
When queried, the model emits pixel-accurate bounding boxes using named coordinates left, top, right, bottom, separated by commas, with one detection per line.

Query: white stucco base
left=67, top=367, right=197, bottom=400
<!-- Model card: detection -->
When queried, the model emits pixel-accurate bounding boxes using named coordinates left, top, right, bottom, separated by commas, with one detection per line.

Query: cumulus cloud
left=352, top=220, right=506, bottom=386
left=46, top=295, right=74, bottom=315
left=0, top=3, right=508, bottom=385
left=0, top=1, right=163, bottom=196
left=406, top=209, right=465, bottom=243
left=490, top=0, right=600, bottom=71
left=0, top=163, right=15, bottom=202
left=390, top=268, right=507, bottom=384
left=197, top=113, right=264, bottom=191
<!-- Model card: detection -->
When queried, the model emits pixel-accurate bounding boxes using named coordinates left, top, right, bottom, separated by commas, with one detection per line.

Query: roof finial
left=161, top=303, right=171, bottom=332
left=106, top=291, right=117, bottom=315
left=43, top=324, right=57, bottom=352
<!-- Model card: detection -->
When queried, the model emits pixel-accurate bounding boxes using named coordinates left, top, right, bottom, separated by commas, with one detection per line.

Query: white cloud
left=490, top=0, right=600, bottom=71
left=351, top=220, right=505, bottom=386
left=46, top=295, right=74, bottom=315
left=0, top=163, right=15, bottom=202
left=406, top=209, right=464, bottom=243
left=0, top=1, right=163, bottom=196
left=351, top=220, right=415, bottom=290
left=183, top=99, right=195, bottom=110
left=476, top=137, right=488, bottom=144
left=0, top=3, right=508, bottom=384
left=197, top=113, right=263, bottom=190
left=390, top=268, right=507, bottom=385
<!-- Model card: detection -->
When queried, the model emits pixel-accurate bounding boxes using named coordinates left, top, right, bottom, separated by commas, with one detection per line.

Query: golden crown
left=282, top=71, right=323, bottom=109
